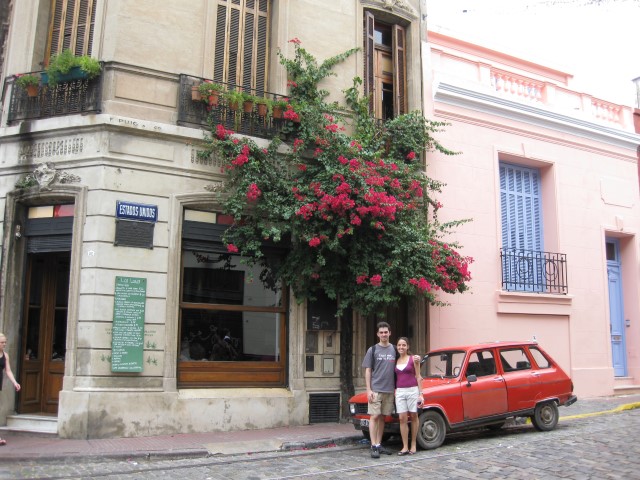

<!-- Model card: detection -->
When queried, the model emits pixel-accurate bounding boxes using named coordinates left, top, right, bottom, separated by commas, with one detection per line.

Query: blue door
left=606, top=239, right=626, bottom=377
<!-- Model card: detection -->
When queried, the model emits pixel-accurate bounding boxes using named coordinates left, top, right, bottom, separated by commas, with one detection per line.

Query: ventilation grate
left=309, top=393, right=340, bottom=423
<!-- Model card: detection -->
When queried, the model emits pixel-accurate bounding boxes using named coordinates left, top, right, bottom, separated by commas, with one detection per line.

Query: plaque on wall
left=111, top=276, right=147, bottom=372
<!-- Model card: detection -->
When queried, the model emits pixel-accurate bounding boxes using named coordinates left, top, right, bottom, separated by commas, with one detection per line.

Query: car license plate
left=360, top=419, right=369, bottom=427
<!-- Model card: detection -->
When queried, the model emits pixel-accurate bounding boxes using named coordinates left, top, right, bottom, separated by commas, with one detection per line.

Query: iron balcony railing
left=177, top=75, right=290, bottom=140
left=7, top=68, right=103, bottom=125
left=500, top=248, right=568, bottom=294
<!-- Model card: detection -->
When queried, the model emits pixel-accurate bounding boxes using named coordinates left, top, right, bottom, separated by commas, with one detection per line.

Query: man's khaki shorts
left=367, top=391, right=395, bottom=416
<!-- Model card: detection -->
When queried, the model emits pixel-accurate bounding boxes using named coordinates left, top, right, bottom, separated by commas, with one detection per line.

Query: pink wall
left=425, top=32, right=640, bottom=399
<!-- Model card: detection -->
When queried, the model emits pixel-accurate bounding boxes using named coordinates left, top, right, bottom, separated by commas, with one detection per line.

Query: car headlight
left=349, top=403, right=356, bottom=415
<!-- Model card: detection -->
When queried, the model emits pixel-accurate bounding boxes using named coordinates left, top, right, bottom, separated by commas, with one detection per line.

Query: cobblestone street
left=2, top=408, right=638, bottom=479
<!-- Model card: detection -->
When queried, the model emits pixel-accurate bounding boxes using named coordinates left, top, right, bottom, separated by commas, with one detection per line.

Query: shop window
left=178, top=210, right=286, bottom=387
left=364, top=11, right=406, bottom=119
left=213, top=0, right=269, bottom=94
left=47, top=0, right=97, bottom=59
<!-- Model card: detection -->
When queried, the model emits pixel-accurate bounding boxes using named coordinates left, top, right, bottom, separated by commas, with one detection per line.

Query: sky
left=427, top=0, right=639, bottom=106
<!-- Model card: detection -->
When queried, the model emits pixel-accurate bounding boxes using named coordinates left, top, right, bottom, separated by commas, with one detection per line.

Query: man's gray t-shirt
left=362, top=343, right=396, bottom=393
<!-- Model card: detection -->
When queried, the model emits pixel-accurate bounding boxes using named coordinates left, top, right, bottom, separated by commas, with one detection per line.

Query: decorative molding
left=203, top=182, right=224, bottom=193
left=434, top=82, right=640, bottom=152
left=361, top=0, right=418, bottom=20
left=18, top=137, right=85, bottom=163
left=20, top=162, right=81, bottom=191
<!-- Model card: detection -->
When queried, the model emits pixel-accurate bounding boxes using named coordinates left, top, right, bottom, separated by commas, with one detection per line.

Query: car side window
left=466, top=350, right=496, bottom=377
left=499, top=348, right=531, bottom=372
left=529, top=347, right=551, bottom=369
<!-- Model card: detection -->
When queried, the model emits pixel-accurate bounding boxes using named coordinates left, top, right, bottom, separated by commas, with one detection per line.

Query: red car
left=349, top=340, right=577, bottom=450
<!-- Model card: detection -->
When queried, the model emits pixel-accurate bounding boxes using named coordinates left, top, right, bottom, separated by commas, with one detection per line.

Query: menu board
left=111, top=276, right=146, bottom=372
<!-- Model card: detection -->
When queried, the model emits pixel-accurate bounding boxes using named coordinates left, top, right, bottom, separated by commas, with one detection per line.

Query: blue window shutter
left=500, top=163, right=544, bottom=291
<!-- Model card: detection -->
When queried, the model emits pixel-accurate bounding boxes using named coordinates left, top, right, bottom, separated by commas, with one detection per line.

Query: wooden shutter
left=47, top=0, right=96, bottom=61
left=500, top=163, right=544, bottom=291
left=392, top=24, right=406, bottom=116
left=363, top=11, right=375, bottom=112
left=213, top=0, right=269, bottom=92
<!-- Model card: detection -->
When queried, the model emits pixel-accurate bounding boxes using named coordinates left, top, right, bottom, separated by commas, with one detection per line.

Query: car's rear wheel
left=416, top=410, right=446, bottom=450
left=531, top=401, right=559, bottom=431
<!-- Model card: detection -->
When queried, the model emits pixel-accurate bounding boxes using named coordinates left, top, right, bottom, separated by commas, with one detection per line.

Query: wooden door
left=19, top=253, right=70, bottom=414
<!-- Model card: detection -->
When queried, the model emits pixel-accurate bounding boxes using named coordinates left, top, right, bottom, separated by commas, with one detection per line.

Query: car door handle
left=493, top=377, right=504, bottom=382
left=531, top=372, right=540, bottom=377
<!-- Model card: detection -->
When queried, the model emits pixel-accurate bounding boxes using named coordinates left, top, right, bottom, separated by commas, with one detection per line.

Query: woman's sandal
left=0, top=439, right=7, bottom=446
left=408, top=451, right=416, bottom=455
left=397, top=450, right=410, bottom=456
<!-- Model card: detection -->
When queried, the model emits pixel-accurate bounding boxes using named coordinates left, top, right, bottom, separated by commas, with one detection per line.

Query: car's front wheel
left=416, top=410, right=446, bottom=450
left=531, top=401, right=559, bottom=431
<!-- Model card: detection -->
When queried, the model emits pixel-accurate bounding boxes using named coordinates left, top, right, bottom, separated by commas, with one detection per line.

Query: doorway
left=606, top=238, right=627, bottom=377
left=19, top=253, right=70, bottom=414
left=369, top=299, right=409, bottom=347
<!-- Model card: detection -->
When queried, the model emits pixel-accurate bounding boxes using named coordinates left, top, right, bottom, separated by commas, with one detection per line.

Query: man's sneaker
left=378, top=445, right=393, bottom=455
left=370, top=445, right=380, bottom=458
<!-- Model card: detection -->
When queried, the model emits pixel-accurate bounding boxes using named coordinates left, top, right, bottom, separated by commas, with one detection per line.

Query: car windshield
left=421, top=351, right=466, bottom=378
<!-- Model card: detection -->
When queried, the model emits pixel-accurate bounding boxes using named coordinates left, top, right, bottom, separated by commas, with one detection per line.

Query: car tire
left=531, top=401, right=559, bottom=432
left=416, top=410, right=446, bottom=450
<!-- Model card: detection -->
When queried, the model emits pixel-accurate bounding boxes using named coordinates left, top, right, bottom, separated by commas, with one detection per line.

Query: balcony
left=7, top=70, right=102, bottom=125
left=177, top=75, right=290, bottom=140
left=500, top=248, right=568, bottom=294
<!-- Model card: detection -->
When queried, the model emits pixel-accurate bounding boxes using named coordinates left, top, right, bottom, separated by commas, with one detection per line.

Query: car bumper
left=351, top=417, right=402, bottom=434
left=563, top=395, right=578, bottom=407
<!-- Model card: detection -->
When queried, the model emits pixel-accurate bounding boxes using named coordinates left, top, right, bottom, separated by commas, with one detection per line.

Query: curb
left=0, top=448, right=211, bottom=464
left=281, top=434, right=362, bottom=452
left=561, top=401, right=640, bottom=421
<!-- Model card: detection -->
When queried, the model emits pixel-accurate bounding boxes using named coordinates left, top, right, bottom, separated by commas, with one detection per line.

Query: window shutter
left=364, top=11, right=375, bottom=112
left=392, top=24, right=406, bottom=116
left=500, top=163, right=544, bottom=291
left=47, top=0, right=96, bottom=61
left=213, top=3, right=228, bottom=84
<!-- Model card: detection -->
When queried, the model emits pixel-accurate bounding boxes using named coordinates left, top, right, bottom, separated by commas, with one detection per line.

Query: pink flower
left=406, top=151, right=416, bottom=160
left=288, top=38, right=301, bottom=44
left=356, top=275, right=368, bottom=284
left=246, top=183, right=262, bottom=201
left=311, top=272, right=320, bottom=279
left=297, top=164, right=307, bottom=171
left=308, top=237, right=321, bottom=247
left=370, top=274, right=382, bottom=287
left=227, top=244, right=239, bottom=253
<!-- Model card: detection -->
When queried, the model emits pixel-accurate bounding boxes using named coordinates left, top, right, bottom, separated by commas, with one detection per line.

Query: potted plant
left=224, top=89, right=245, bottom=111
left=198, top=82, right=225, bottom=106
left=43, top=49, right=101, bottom=86
left=242, top=92, right=256, bottom=113
left=15, top=74, right=40, bottom=97
left=272, top=98, right=288, bottom=119
left=255, top=97, right=271, bottom=117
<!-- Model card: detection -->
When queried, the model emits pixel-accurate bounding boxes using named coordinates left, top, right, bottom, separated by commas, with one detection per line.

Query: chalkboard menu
left=111, top=276, right=147, bottom=372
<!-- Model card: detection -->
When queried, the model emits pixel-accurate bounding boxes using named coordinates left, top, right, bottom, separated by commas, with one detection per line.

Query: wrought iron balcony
left=7, top=70, right=102, bottom=125
left=177, top=75, right=290, bottom=140
left=500, top=248, right=568, bottom=294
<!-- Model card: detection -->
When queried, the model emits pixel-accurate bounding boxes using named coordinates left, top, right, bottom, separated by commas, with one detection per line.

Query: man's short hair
left=376, top=321, right=390, bottom=332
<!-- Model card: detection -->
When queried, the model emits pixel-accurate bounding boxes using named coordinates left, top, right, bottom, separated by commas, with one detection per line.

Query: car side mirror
left=466, top=374, right=477, bottom=386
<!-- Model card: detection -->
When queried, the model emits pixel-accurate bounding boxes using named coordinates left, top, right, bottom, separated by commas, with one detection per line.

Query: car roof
left=427, top=340, right=539, bottom=354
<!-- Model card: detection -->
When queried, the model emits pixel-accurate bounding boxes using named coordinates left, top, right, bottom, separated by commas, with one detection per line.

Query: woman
left=0, top=332, right=21, bottom=446
left=395, top=337, right=423, bottom=455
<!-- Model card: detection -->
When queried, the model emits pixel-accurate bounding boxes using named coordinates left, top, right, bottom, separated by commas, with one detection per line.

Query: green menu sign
left=111, top=276, right=147, bottom=372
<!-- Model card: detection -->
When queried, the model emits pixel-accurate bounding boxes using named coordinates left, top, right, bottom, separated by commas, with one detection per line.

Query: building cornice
left=434, top=82, right=640, bottom=152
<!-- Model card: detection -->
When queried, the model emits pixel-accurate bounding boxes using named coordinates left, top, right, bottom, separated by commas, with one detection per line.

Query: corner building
left=0, top=0, right=429, bottom=438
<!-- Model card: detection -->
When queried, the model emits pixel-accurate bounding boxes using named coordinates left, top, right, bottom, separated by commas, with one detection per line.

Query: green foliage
left=15, top=74, right=40, bottom=89
left=198, top=82, right=225, bottom=96
left=45, top=49, right=101, bottom=85
left=201, top=40, right=473, bottom=316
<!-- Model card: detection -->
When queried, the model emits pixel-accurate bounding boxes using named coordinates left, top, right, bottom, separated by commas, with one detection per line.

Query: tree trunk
left=339, top=308, right=355, bottom=420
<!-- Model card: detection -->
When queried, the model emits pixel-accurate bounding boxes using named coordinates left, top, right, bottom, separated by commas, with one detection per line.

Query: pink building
left=424, top=32, right=640, bottom=399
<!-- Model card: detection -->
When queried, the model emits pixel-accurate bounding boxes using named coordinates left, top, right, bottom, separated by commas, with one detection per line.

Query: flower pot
left=44, top=66, right=89, bottom=85
left=25, top=85, right=39, bottom=97
left=228, top=100, right=240, bottom=111
left=191, top=85, right=202, bottom=101
left=243, top=100, right=254, bottom=113
left=208, top=93, right=220, bottom=107
left=272, top=106, right=284, bottom=119
left=257, top=103, right=268, bottom=117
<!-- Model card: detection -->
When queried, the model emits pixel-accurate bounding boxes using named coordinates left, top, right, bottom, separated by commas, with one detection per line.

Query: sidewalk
left=1, top=394, right=639, bottom=463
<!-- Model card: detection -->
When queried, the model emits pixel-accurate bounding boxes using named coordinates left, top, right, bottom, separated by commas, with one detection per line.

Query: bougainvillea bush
left=202, top=41, right=472, bottom=316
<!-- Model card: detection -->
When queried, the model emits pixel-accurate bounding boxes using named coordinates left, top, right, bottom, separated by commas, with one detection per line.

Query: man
left=361, top=321, right=397, bottom=458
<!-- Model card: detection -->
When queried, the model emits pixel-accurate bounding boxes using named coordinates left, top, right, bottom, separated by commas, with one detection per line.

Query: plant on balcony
left=254, top=96, right=271, bottom=117
left=198, top=81, right=225, bottom=106
left=201, top=40, right=472, bottom=316
left=271, top=98, right=289, bottom=119
left=224, top=89, right=246, bottom=111
left=15, top=74, right=40, bottom=97
left=44, top=49, right=101, bottom=86
left=242, top=93, right=256, bottom=113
